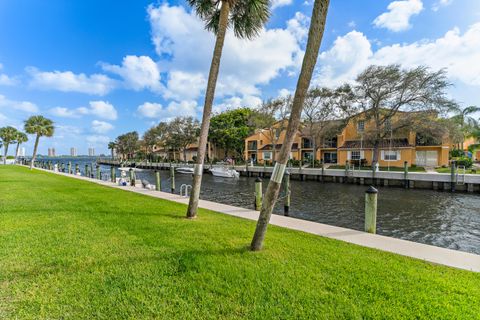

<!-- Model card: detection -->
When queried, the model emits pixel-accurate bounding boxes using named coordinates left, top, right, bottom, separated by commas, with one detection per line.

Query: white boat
left=210, top=167, right=240, bottom=178
left=118, top=167, right=146, bottom=172
left=176, top=167, right=194, bottom=174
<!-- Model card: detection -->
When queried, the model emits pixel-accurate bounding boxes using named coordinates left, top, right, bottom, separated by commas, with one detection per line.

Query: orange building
left=244, top=111, right=453, bottom=168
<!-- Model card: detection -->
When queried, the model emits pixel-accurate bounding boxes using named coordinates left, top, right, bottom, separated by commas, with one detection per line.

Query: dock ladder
left=180, top=184, right=192, bottom=197
left=456, top=166, right=466, bottom=185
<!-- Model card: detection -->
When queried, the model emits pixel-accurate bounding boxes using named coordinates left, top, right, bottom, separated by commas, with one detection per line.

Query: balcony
left=247, top=141, right=258, bottom=151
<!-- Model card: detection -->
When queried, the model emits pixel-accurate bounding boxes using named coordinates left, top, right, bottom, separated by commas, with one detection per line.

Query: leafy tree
left=352, top=65, right=456, bottom=167
left=187, top=0, right=271, bottom=219
left=142, top=127, right=161, bottom=161
left=115, top=132, right=139, bottom=160
left=0, top=126, right=19, bottom=164
left=248, top=97, right=291, bottom=162
left=251, top=0, right=331, bottom=251
left=24, top=116, right=55, bottom=169
left=301, top=86, right=355, bottom=166
left=167, top=117, right=200, bottom=162
left=108, top=141, right=116, bottom=159
left=209, top=108, right=257, bottom=159
left=14, top=131, right=28, bottom=161
left=450, top=105, right=480, bottom=150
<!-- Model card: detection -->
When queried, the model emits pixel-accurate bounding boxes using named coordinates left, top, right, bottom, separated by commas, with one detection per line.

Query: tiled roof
left=339, top=138, right=411, bottom=149
left=259, top=143, right=299, bottom=151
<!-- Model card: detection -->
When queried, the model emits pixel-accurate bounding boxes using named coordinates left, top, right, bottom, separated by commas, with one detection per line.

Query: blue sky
left=0, top=0, right=479, bottom=155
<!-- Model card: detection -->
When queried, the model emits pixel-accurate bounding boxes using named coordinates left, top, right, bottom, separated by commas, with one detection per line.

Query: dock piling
left=254, top=177, right=263, bottom=211
left=111, top=166, right=116, bottom=183
left=155, top=170, right=161, bottom=191
left=365, top=186, right=378, bottom=234
left=283, top=172, right=290, bottom=216
left=450, top=160, right=456, bottom=192
left=170, top=166, right=175, bottom=193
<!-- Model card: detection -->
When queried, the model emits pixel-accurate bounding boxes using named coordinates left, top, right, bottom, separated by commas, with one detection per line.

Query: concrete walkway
left=32, top=167, right=480, bottom=272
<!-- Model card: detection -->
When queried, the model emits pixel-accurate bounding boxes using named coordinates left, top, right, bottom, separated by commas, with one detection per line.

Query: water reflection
left=49, top=159, right=480, bottom=255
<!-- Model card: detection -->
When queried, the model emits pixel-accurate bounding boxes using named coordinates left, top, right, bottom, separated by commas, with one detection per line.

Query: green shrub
left=6, top=156, right=15, bottom=160
left=455, top=156, right=473, bottom=169
left=450, top=149, right=464, bottom=157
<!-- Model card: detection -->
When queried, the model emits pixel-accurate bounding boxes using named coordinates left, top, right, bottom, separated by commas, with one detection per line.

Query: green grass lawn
left=1, top=166, right=479, bottom=319
left=327, top=165, right=426, bottom=172
left=435, top=167, right=479, bottom=174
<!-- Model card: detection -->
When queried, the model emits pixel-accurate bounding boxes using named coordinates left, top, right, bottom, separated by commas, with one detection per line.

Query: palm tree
left=452, top=105, right=480, bottom=150
left=250, top=0, right=331, bottom=251
left=0, top=126, right=19, bottom=164
left=24, top=116, right=54, bottom=169
left=186, top=0, right=270, bottom=219
left=14, top=131, right=28, bottom=161
left=108, top=141, right=117, bottom=160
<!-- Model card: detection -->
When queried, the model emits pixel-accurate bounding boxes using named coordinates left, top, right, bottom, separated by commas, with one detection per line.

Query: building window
left=247, top=141, right=258, bottom=150
left=302, top=138, right=312, bottom=149
left=357, top=120, right=365, bottom=132
left=383, top=150, right=400, bottom=161
left=351, top=151, right=361, bottom=160
left=384, top=119, right=392, bottom=131
left=263, top=152, right=272, bottom=160
left=275, top=129, right=281, bottom=139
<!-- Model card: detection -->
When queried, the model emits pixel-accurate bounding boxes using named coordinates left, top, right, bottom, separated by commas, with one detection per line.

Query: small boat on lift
left=176, top=167, right=194, bottom=174
left=118, top=167, right=146, bottom=172
left=210, top=167, right=240, bottom=178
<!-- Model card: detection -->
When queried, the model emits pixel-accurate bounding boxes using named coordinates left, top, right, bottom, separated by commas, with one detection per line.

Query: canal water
left=43, top=158, right=480, bottom=255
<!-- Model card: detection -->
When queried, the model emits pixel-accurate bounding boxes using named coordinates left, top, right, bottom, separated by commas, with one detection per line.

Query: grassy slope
left=0, top=166, right=479, bottom=319
left=435, top=167, right=479, bottom=174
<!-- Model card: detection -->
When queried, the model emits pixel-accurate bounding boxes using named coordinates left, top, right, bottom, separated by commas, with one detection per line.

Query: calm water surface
left=46, top=158, right=480, bottom=255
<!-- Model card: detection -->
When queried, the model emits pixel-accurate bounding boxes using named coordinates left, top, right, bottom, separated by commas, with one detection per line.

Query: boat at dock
left=176, top=167, right=194, bottom=174
left=210, top=167, right=240, bottom=178
left=118, top=167, right=146, bottom=172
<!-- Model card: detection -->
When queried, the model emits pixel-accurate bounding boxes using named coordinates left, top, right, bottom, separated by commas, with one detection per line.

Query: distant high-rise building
left=48, top=148, right=56, bottom=157
left=88, top=148, right=95, bottom=157
left=70, top=147, right=78, bottom=157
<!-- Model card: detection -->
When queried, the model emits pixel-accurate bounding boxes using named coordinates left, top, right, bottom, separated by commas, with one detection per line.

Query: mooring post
left=283, top=172, right=291, bottom=216
left=85, top=164, right=89, bottom=178
left=450, top=160, right=456, bottom=192
left=344, top=160, right=349, bottom=183
left=129, top=168, right=135, bottom=186
left=96, top=165, right=100, bottom=180
left=155, top=170, right=161, bottom=191
left=110, top=166, right=116, bottom=183
left=254, top=177, right=263, bottom=211
left=321, top=159, right=325, bottom=182
left=68, top=162, right=72, bottom=174
left=170, top=166, right=175, bottom=193
left=403, top=161, right=409, bottom=189
left=365, top=186, right=378, bottom=234
left=75, top=164, right=79, bottom=175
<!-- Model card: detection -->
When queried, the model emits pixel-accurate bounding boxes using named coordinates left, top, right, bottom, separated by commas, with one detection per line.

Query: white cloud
left=49, top=107, right=79, bottom=118
left=314, top=31, right=372, bottom=87
left=137, top=100, right=198, bottom=120
left=432, top=0, right=453, bottom=11
left=164, top=71, right=206, bottom=101
left=79, top=101, right=118, bottom=120
left=137, top=102, right=163, bottom=118
left=271, top=0, right=293, bottom=10
left=101, top=55, right=163, bottom=92
left=373, top=0, right=423, bottom=32
left=213, top=95, right=262, bottom=113
left=0, top=94, right=39, bottom=113
left=86, top=135, right=110, bottom=146
left=0, top=63, right=17, bottom=86
left=148, top=4, right=304, bottom=99
left=314, top=23, right=480, bottom=88
left=27, top=67, right=116, bottom=95
left=91, top=120, right=114, bottom=133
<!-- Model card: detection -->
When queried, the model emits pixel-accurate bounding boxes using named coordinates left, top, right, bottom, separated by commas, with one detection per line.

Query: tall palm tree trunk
left=4, top=144, right=9, bottom=164
left=30, top=135, right=40, bottom=170
left=250, top=0, right=330, bottom=251
left=15, top=142, right=20, bottom=162
left=187, top=1, right=230, bottom=219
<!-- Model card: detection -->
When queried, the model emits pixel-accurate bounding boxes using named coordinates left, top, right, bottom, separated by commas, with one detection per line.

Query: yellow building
left=244, top=111, right=453, bottom=168
left=153, top=141, right=230, bottom=162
